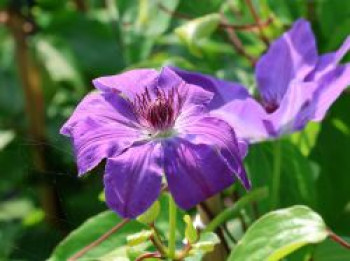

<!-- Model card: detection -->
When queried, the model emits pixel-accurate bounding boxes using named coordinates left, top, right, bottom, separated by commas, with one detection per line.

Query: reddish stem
left=245, top=0, right=270, bottom=46
left=135, top=252, right=161, bottom=261
left=221, top=15, right=257, bottom=66
left=158, top=2, right=272, bottom=31
left=68, top=219, right=130, bottom=261
left=328, top=229, right=350, bottom=249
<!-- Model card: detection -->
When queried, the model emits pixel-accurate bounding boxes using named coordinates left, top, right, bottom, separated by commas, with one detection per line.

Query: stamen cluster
left=132, top=87, right=184, bottom=132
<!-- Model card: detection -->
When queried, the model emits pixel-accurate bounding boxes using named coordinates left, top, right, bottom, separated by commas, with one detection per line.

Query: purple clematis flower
left=255, top=19, right=350, bottom=138
left=61, top=67, right=250, bottom=218
left=174, top=19, right=350, bottom=142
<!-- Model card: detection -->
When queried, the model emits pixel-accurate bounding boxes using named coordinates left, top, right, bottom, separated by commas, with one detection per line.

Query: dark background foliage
left=0, top=0, right=349, bottom=260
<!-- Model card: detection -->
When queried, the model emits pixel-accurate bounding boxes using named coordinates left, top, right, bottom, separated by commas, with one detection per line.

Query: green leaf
left=35, top=37, right=84, bottom=93
left=183, top=215, right=198, bottom=244
left=175, top=13, right=220, bottom=56
left=0, top=130, right=15, bottom=150
left=127, top=230, right=153, bottom=247
left=228, top=206, right=328, bottom=261
left=0, top=223, right=20, bottom=259
left=190, top=232, right=220, bottom=255
left=45, top=11, right=125, bottom=76
left=177, top=0, right=222, bottom=16
left=137, top=200, right=160, bottom=224
left=290, top=122, right=321, bottom=156
left=245, top=140, right=317, bottom=211
left=310, top=95, right=350, bottom=234
left=118, top=0, right=180, bottom=62
left=98, top=190, right=106, bottom=202
left=49, top=211, right=145, bottom=260
left=0, top=198, right=36, bottom=221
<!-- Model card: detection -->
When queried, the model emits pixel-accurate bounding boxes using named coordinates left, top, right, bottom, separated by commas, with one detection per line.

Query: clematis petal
left=210, top=95, right=270, bottom=142
left=308, top=36, right=350, bottom=81
left=268, top=81, right=317, bottom=135
left=92, top=69, right=159, bottom=98
left=170, top=66, right=248, bottom=109
left=160, top=67, right=214, bottom=107
left=176, top=116, right=250, bottom=189
left=104, top=142, right=163, bottom=218
left=69, top=118, right=142, bottom=175
left=163, top=138, right=236, bottom=210
left=256, top=19, right=317, bottom=105
left=60, top=92, right=138, bottom=136
left=311, top=64, right=350, bottom=121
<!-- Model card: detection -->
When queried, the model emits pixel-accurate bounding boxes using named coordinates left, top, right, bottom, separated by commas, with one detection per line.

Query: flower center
left=132, top=87, right=184, bottom=134
left=263, top=101, right=279, bottom=114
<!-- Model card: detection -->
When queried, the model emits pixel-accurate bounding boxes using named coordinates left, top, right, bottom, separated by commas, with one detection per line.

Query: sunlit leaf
left=184, top=215, right=198, bottom=244
left=127, top=230, right=153, bottom=247
left=0, top=199, right=35, bottom=221
left=137, top=200, right=160, bottom=224
left=175, top=13, right=220, bottom=56
left=0, top=130, right=15, bottom=150
left=228, top=206, right=328, bottom=261
left=290, top=122, right=321, bottom=156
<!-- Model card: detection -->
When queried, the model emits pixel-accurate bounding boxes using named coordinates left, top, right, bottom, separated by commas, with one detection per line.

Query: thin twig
left=68, top=219, right=130, bottom=261
left=149, top=224, right=167, bottom=257
left=221, top=15, right=257, bottom=66
left=219, top=17, right=273, bottom=31
left=158, top=2, right=272, bottom=31
left=328, top=229, right=350, bottom=249
left=245, top=0, right=270, bottom=46
left=72, top=0, right=88, bottom=12
left=135, top=252, right=162, bottom=261
left=176, top=243, right=192, bottom=260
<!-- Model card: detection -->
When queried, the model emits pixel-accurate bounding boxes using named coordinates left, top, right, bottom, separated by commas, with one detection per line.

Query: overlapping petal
left=176, top=115, right=250, bottom=189
left=104, top=142, right=163, bottom=218
left=267, top=81, right=317, bottom=135
left=170, top=66, right=248, bottom=109
left=92, top=69, right=158, bottom=99
left=311, top=64, right=350, bottom=121
left=307, top=36, right=350, bottom=81
left=160, top=67, right=214, bottom=108
left=256, top=19, right=317, bottom=105
left=163, top=138, right=236, bottom=210
left=210, top=95, right=270, bottom=142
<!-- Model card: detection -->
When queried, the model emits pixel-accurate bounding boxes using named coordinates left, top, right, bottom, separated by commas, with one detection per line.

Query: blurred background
left=0, top=0, right=349, bottom=260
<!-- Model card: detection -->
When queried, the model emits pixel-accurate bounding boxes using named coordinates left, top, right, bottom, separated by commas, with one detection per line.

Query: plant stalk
left=271, top=140, right=282, bottom=209
left=168, top=194, right=177, bottom=259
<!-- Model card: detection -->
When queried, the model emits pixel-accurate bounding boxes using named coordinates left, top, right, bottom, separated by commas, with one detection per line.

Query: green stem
left=205, top=188, right=268, bottom=232
left=168, top=194, right=177, bottom=259
left=150, top=227, right=167, bottom=257
left=271, top=140, right=282, bottom=209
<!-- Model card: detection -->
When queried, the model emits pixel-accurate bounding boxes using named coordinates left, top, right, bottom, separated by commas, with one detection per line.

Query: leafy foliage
left=0, top=0, right=349, bottom=260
